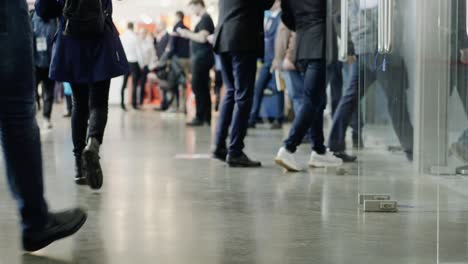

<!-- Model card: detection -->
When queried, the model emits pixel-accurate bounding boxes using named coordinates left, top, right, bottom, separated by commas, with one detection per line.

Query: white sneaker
left=308, top=151, right=343, bottom=168
left=275, top=147, right=302, bottom=172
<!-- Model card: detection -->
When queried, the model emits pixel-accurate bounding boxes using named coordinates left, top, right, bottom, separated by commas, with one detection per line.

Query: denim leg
left=329, top=56, right=375, bottom=152
left=284, top=60, right=327, bottom=154
left=248, top=63, right=272, bottom=124
left=282, top=70, right=304, bottom=116
left=327, top=61, right=344, bottom=116
left=228, top=53, right=258, bottom=156
left=215, top=53, right=236, bottom=149
left=0, top=0, right=48, bottom=231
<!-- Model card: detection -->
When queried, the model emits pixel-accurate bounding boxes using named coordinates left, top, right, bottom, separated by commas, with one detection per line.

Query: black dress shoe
left=213, top=147, right=228, bottom=162
left=248, top=122, right=256, bottom=129
left=227, top=153, right=262, bottom=168
left=74, top=176, right=88, bottom=185
left=22, top=208, right=87, bottom=252
left=270, top=121, right=282, bottom=130
left=74, top=157, right=87, bottom=185
left=186, top=119, right=204, bottom=127
left=334, top=152, right=357, bottom=163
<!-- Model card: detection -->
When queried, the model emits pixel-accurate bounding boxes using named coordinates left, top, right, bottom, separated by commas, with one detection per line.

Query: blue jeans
left=284, top=60, right=327, bottom=154
left=282, top=70, right=304, bottom=116
left=328, top=61, right=363, bottom=138
left=248, top=62, right=283, bottom=124
left=215, top=52, right=258, bottom=156
left=0, top=0, right=48, bottom=231
left=329, top=54, right=414, bottom=152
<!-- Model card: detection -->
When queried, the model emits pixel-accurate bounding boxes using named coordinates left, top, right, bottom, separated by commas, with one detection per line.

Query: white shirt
left=141, top=36, right=157, bottom=69
left=120, top=30, right=144, bottom=66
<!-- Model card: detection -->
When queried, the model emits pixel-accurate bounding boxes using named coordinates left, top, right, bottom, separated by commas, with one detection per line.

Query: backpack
left=62, top=0, right=110, bottom=38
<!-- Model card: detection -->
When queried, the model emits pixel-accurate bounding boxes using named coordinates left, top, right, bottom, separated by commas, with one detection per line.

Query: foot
left=352, top=136, right=364, bottom=149
left=74, top=157, right=87, bottom=186
left=334, top=152, right=357, bottom=163
left=227, top=152, right=262, bottom=168
left=212, top=146, right=228, bottom=162
left=22, top=208, right=87, bottom=252
left=405, top=150, right=413, bottom=162
left=186, top=119, right=204, bottom=127
left=308, top=151, right=343, bottom=168
left=82, top=138, right=103, bottom=190
left=270, top=121, right=282, bottom=130
left=43, top=119, right=53, bottom=130
left=248, top=122, right=256, bottom=129
left=121, top=103, right=127, bottom=111
left=132, top=106, right=140, bottom=111
left=275, top=147, right=302, bottom=172
left=63, top=112, right=72, bottom=118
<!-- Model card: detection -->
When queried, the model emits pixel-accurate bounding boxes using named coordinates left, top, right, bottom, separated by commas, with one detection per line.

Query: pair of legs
left=139, top=66, right=149, bottom=106
left=1, top=0, right=85, bottom=251
left=283, top=60, right=328, bottom=154
left=70, top=80, right=110, bottom=160
left=35, top=66, right=55, bottom=121
left=190, top=55, right=214, bottom=124
left=214, top=52, right=261, bottom=166
left=248, top=62, right=284, bottom=126
left=121, top=62, right=141, bottom=109
left=328, top=53, right=414, bottom=157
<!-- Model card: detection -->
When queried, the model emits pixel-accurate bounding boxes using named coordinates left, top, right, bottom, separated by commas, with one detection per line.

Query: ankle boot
left=82, top=138, right=103, bottom=190
left=74, top=157, right=87, bottom=185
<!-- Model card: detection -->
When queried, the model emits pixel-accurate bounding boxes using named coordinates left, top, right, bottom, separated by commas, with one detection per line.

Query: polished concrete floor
left=1, top=106, right=468, bottom=264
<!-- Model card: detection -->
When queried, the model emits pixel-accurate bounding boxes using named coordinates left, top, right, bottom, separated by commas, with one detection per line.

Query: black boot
left=82, top=138, right=103, bottom=190
left=74, top=156, right=87, bottom=185
left=226, top=152, right=262, bottom=168
left=22, top=208, right=87, bottom=252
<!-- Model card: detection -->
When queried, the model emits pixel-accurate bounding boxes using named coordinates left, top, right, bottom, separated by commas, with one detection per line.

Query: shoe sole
left=274, top=158, right=300, bottom=172
left=227, top=162, right=262, bottom=168
left=82, top=150, right=103, bottom=190
left=308, top=161, right=343, bottom=168
left=23, top=213, right=87, bottom=252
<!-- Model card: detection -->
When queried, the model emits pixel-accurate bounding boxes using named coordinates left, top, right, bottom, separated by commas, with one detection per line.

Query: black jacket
left=214, top=0, right=275, bottom=56
left=282, top=0, right=327, bottom=61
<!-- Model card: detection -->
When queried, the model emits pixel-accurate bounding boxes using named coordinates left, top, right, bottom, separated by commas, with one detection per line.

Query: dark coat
left=281, top=0, right=327, bottom=61
left=168, top=21, right=190, bottom=59
left=35, top=0, right=129, bottom=84
left=214, top=0, right=275, bottom=56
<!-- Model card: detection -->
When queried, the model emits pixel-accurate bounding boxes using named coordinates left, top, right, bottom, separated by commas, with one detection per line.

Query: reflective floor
left=1, top=106, right=468, bottom=264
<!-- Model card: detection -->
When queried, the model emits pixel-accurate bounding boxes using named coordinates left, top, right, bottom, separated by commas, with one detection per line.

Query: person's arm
left=35, top=0, right=63, bottom=20
left=272, top=22, right=290, bottom=70
left=178, top=28, right=210, bottom=43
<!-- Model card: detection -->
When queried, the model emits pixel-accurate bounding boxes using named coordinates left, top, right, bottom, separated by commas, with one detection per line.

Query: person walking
left=178, top=0, right=216, bottom=127
left=36, top=0, right=129, bottom=189
left=274, top=0, right=344, bottom=172
left=120, top=22, right=144, bottom=111
left=31, top=10, right=57, bottom=130
left=2, top=0, right=86, bottom=252
left=212, top=0, right=275, bottom=167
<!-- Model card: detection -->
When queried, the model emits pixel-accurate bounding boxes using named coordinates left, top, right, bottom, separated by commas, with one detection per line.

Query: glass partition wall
left=335, top=0, right=468, bottom=262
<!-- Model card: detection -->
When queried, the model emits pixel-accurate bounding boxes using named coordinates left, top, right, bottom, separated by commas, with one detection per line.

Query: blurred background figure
left=120, top=22, right=144, bottom=111
left=248, top=0, right=284, bottom=130
left=63, top=82, right=73, bottom=118
left=178, top=0, right=215, bottom=127
left=31, top=10, right=57, bottom=130
left=139, top=28, right=157, bottom=107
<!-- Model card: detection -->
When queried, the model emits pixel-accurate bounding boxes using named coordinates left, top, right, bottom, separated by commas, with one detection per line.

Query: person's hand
left=461, top=49, right=468, bottom=64
left=347, top=55, right=357, bottom=64
left=169, top=31, right=180, bottom=37
left=282, top=58, right=296, bottom=71
left=271, top=59, right=281, bottom=72
left=207, top=34, right=215, bottom=45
